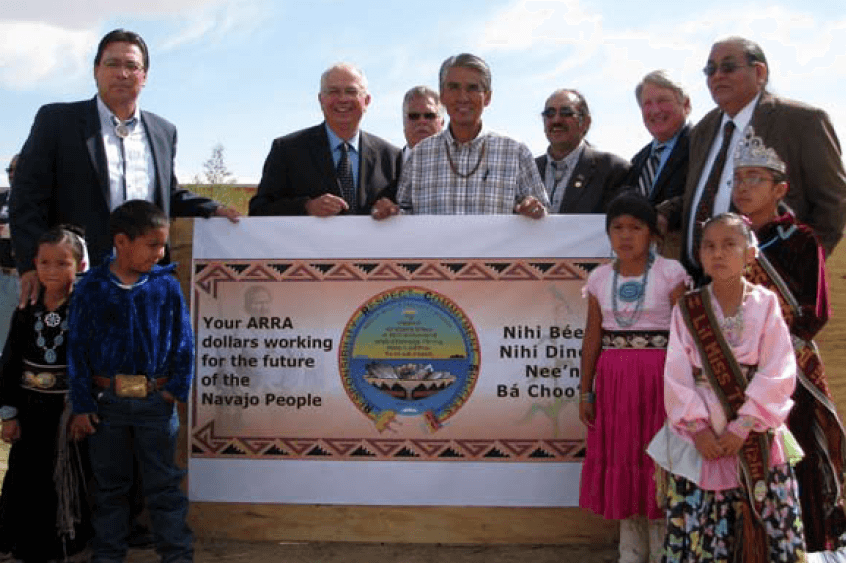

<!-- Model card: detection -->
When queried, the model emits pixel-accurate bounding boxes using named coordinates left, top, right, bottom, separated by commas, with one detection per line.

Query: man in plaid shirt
left=372, top=53, right=548, bottom=219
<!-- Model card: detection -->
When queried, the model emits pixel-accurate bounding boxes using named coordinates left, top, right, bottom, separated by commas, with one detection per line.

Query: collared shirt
left=686, top=93, right=761, bottom=262
left=96, top=96, right=155, bottom=209
left=544, top=142, right=585, bottom=213
left=324, top=123, right=361, bottom=189
left=67, top=259, right=194, bottom=413
left=397, top=126, right=549, bottom=215
left=651, top=125, right=684, bottom=180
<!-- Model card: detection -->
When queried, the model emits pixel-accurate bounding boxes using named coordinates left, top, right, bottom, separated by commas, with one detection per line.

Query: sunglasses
left=407, top=112, right=438, bottom=121
left=702, top=61, right=752, bottom=77
left=541, top=107, right=579, bottom=119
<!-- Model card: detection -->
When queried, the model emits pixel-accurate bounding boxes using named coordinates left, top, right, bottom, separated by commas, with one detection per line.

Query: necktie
left=337, top=142, right=357, bottom=212
left=638, top=143, right=665, bottom=199
left=692, top=120, right=736, bottom=263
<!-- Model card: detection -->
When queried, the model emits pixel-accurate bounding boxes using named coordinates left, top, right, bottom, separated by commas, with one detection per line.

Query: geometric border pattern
left=191, top=420, right=585, bottom=461
left=192, top=258, right=604, bottom=462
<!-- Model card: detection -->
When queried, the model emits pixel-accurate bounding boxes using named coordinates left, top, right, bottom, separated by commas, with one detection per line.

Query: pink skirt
left=579, top=348, right=666, bottom=520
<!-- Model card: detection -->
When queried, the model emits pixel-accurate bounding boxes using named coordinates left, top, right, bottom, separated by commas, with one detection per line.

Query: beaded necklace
left=611, top=253, right=654, bottom=328
left=34, top=307, right=69, bottom=364
left=444, top=138, right=486, bottom=179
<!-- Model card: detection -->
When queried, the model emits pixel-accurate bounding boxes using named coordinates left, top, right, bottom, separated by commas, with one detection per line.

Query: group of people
left=0, top=24, right=844, bottom=563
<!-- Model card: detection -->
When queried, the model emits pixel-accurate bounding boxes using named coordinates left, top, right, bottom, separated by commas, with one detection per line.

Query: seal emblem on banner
left=339, top=286, right=480, bottom=432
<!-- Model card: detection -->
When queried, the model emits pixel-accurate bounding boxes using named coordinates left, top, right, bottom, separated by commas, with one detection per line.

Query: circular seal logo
left=339, top=286, right=480, bottom=432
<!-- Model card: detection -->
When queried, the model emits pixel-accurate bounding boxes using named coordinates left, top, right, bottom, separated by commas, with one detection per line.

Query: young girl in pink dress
left=648, top=213, right=806, bottom=562
left=579, top=192, right=688, bottom=563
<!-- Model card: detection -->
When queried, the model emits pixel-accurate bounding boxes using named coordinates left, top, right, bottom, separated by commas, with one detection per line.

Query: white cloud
left=3, top=0, right=222, bottom=28
left=482, top=0, right=601, bottom=52
left=0, top=22, right=96, bottom=89
left=0, top=0, right=246, bottom=90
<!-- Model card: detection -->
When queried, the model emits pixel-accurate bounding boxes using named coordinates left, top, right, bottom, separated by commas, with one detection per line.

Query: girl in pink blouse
left=579, top=193, right=687, bottom=563
left=648, top=213, right=805, bottom=562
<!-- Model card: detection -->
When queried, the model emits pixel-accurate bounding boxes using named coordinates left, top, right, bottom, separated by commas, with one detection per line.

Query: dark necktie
left=337, top=142, right=357, bottom=212
left=638, top=143, right=665, bottom=199
left=692, top=120, right=736, bottom=263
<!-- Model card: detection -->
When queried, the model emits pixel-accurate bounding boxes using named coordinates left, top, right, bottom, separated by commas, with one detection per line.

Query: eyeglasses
left=702, top=61, right=752, bottom=77
left=101, top=59, right=145, bottom=73
left=322, top=87, right=365, bottom=98
left=407, top=112, right=438, bottom=121
left=541, top=107, right=579, bottom=119
left=733, top=174, right=774, bottom=188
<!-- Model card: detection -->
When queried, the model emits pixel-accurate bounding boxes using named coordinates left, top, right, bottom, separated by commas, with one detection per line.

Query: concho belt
left=601, top=330, right=669, bottom=349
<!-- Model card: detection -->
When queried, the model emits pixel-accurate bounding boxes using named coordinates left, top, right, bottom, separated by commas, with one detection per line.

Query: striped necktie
left=638, top=143, right=665, bottom=199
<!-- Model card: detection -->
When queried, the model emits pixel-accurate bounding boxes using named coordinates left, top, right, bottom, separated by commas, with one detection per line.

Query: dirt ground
left=125, top=540, right=618, bottom=562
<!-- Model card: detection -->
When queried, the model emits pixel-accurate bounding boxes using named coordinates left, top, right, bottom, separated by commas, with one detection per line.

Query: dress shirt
left=544, top=142, right=584, bottom=212
left=651, top=128, right=681, bottom=181
left=397, top=126, right=549, bottom=214
left=325, top=124, right=360, bottom=188
left=96, top=96, right=154, bottom=208
left=685, top=93, right=760, bottom=262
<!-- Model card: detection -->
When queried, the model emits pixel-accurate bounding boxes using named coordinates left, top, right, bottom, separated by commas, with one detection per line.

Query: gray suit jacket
left=249, top=123, right=401, bottom=216
left=535, top=145, right=630, bottom=213
left=11, top=96, right=218, bottom=270
left=681, top=92, right=846, bottom=274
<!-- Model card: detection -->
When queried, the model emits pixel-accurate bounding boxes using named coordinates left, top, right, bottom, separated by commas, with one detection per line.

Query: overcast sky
left=2, top=0, right=844, bottom=186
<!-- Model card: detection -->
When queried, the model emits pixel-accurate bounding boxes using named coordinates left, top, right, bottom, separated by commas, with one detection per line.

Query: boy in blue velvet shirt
left=68, top=200, right=194, bottom=563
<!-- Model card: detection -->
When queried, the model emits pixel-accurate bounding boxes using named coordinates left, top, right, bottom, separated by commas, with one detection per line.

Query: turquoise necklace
left=612, top=253, right=654, bottom=328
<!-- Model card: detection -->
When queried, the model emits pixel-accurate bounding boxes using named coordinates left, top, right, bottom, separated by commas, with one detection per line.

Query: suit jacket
left=681, top=92, right=846, bottom=274
left=625, top=124, right=690, bottom=229
left=248, top=123, right=401, bottom=216
left=535, top=145, right=630, bottom=213
left=10, top=97, right=218, bottom=270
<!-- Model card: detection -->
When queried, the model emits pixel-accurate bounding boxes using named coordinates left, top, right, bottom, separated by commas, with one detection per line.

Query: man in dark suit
left=249, top=63, right=400, bottom=217
left=681, top=36, right=846, bottom=276
left=11, top=29, right=238, bottom=303
left=535, top=89, right=630, bottom=214
left=624, top=71, right=691, bottom=252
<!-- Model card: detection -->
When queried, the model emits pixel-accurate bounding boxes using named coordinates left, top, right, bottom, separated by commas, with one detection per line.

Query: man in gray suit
left=11, top=29, right=238, bottom=303
left=249, top=63, right=400, bottom=217
left=535, top=89, right=630, bottom=214
left=681, top=36, right=846, bottom=276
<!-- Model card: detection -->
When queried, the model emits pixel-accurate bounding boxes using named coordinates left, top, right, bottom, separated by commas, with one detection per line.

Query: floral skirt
left=663, top=464, right=805, bottom=562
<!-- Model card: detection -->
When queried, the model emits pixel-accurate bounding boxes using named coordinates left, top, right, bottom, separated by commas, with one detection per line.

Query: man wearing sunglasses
left=402, top=86, right=444, bottom=159
left=680, top=36, right=846, bottom=279
left=535, top=89, right=629, bottom=214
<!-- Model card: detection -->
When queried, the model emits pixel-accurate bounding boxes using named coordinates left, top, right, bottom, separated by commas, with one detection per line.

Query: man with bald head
left=249, top=63, right=401, bottom=216
left=681, top=36, right=846, bottom=277
left=535, top=89, right=630, bottom=213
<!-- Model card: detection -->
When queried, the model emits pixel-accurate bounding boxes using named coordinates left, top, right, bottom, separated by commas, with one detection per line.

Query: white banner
left=189, top=215, right=611, bottom=506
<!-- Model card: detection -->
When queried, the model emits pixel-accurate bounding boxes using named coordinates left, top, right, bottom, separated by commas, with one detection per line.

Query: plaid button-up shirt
left=397, top=127, right=549, bottom=215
